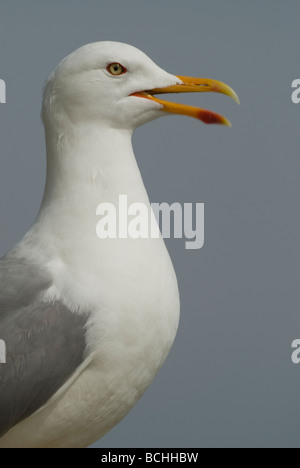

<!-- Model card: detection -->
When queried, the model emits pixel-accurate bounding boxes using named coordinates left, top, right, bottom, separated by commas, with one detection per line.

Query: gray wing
left=0, top=250, right=89, bottom=437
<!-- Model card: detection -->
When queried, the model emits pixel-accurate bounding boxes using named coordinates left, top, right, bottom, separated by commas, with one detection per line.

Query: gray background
left=0, top=0, right=299, bottom=449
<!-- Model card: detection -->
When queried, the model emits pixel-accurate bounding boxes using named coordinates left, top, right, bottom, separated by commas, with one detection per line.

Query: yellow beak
left=133, top=75, right=239, bottom=126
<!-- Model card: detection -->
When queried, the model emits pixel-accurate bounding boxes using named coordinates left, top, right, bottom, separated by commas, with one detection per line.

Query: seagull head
left=42, top=41, right=239, bottom=131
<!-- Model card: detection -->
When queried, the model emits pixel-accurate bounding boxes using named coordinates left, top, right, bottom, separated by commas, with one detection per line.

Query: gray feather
left=0, top=251, right=89, bottom=437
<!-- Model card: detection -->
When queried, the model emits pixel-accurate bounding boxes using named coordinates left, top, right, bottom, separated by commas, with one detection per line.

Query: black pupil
left=114, top=65, right=120, bottom=72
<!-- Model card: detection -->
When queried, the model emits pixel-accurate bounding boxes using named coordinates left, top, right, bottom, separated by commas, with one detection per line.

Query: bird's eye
left=107, top=63, right=127, bottom=76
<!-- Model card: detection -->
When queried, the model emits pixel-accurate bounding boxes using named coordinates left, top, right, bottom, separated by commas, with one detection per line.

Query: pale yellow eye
left=107, top=63, right=127, bottom=76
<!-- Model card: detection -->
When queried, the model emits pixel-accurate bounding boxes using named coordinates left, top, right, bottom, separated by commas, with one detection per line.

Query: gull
left=0, top=41, right=238, bottom=448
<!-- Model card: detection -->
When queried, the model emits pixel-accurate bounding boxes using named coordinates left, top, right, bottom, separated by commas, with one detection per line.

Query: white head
left=41, top=41, right=238, bottom=133
left=41, top=41, right=181, bottom=131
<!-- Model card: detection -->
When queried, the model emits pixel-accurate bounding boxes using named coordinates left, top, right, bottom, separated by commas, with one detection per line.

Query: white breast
left=0, top=233, right=179, bottom=448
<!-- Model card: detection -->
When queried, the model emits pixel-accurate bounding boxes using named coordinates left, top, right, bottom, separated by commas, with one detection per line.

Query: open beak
left=132, top=75, right=239, bottom=126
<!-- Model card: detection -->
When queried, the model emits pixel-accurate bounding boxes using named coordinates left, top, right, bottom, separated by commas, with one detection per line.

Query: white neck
left=43, top=123, right=149, bottom=206
left=36, top=122, right=153, bottom=239
left=31, top=121, right=168, bottom=287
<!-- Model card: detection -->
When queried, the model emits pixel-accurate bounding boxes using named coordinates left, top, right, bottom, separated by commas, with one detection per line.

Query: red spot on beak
left=198, top=110, right=227, bottom=125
